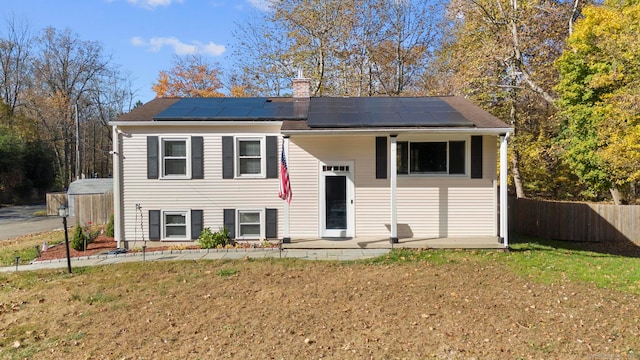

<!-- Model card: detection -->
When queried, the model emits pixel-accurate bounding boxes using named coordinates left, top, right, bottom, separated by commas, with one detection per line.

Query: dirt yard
left=1, top=253, right=639, bottom=359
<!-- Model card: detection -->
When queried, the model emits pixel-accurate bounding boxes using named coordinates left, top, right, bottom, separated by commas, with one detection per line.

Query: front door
left=320, top=162, right=354, bottom=238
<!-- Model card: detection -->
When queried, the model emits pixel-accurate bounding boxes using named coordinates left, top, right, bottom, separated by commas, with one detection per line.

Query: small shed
left=67, top=178, right=113, bottom=225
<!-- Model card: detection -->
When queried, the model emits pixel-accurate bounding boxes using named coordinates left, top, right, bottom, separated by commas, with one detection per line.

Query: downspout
left=390, top=135, right=398, bottom=244
left=499, top=133, right=511, bottom=248
left=112, top=125, right=122, bottom=249
left=283, top=136, right=291, bottom=243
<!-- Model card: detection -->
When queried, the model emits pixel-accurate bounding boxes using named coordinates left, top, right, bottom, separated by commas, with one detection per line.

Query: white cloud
left=246, top=0, right=274, bottom=11
left=127, top=0, right=183, bottom=9
left=131, top=36, right=226, bottom=56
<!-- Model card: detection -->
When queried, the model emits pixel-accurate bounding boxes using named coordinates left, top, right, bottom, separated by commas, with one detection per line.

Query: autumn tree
left=152, top=55, right=225, bottom=98
left=0, top=16, right=32, bottom=123
left=431, top=0, right=589, bottom=199
left=555, top=0, right=640, bottom=204
left=233, top=0, right=444, bottom=97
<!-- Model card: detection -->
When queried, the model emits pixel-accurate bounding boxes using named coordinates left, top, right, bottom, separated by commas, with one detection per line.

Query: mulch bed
left=36, top=234, right=118, bottom=261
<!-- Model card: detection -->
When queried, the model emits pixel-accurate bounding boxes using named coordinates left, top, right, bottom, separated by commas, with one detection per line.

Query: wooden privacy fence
left=510, top=198, right=640, bottom=245
left=46, top=192, right=113, bottom=226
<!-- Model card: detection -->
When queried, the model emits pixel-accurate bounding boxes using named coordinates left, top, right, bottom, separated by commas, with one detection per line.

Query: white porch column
left=282, top=136, right=291, bottom=243
left=390, top=135, right=398, bottom=243
left=499, top=133, right=510, bottom=248
left=112, top=126, right=122, bottom=249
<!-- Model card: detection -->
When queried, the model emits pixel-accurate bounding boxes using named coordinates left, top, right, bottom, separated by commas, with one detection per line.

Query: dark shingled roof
left=115, top=97, right=181, bottom=122
left=113, top=96, right=509, bottom=131
left=282, top=96, right=510, bottom=131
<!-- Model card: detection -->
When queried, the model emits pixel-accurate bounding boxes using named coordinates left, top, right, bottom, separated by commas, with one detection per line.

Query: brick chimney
left=292, top=68, right=310, bottom=98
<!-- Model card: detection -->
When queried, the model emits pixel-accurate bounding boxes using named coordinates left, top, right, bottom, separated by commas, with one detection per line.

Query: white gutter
left=499, top=132, right=512, bottom=248
left=109, top=121, right=285, bottom=127
left=282, top=127, right=514, bottom=136
left=112, top=125, right=122, bottom=249
left=390, top=135, right=398, bottom=244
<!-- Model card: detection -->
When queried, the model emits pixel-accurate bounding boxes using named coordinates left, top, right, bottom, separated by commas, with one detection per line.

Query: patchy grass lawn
left=0, top=237, right=639, bottom=359
left=0, top=230, right=65, bottom=266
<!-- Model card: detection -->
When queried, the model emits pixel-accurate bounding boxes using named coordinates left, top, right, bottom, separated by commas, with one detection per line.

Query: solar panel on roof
left=307, top=97, right=474, bottom=128
left=153, top=97, right=306, bottom=121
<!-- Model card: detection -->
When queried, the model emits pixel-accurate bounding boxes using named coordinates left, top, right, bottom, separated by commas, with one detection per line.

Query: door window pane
left=325, top=176, right=347, bottom=230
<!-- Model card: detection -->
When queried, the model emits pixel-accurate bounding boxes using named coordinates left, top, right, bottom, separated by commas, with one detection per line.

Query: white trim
left=160, top=137, right=191, bottom=179
left=500, top=134, right=510, bottom=247
left=283, top=137, right=291, bottom=241
left=235, top=136, right=267, bottom=178
left=162, top=210, right=190, bottom=241
left=112, top=126, right=122, bottom=248
left=236, top=209, right=265, bottom=240
left=109, top=120, right=284, bottom=127
left=282, top=128, right=514, bottom=136
left=390, top=136, right=397, bottom=242
left=319, top=161, right=355, bottom=238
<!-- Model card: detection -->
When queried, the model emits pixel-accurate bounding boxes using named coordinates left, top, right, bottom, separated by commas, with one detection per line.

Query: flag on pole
left=279, top=148, right=292, bottom=204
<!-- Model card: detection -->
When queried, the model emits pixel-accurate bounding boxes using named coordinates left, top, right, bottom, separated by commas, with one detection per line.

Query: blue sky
left=3, top=0, right=271, bottom=103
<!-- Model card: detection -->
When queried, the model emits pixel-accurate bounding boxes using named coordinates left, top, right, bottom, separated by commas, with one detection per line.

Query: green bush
left=106, top=213, right=114, bottom=237
left=197, top=227, right=231, bottom=249
left=71, top=224, right=97, bottom=251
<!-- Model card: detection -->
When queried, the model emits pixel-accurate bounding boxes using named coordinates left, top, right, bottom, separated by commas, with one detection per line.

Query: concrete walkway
left=0, top=247, right=392, bottom=273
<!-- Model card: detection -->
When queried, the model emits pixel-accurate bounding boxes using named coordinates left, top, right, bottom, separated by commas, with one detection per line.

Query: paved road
left=0, top=205, right=64, bottom=241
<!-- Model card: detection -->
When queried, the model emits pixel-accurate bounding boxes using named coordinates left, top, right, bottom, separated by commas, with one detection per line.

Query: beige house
left=110, top=79, right=513, bottom=250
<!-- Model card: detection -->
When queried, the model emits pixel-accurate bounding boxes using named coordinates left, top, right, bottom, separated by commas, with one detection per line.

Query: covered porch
left=280, top=236, right=504, bottom=250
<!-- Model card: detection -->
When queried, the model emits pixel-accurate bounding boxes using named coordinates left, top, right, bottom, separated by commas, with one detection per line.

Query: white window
left=397, top=140, right=467, bottom=176
left=235, top=137, right=265, bottom=178
left=237, top=210, right=263, bottom=239
left=162, top=138, right=190, bottom=178
left=163, top=210, right=189, bottom=240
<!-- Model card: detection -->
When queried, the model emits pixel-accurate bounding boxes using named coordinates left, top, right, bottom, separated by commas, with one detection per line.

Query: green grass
left=505, top=238, right=640, bottom=294
left=0, top=230, right=65, bottom=266
left=366, top=237, right=640, bottom=295
left=217, top=268, right=239, bottom=277
left=2, top=232, right=640, bottom=295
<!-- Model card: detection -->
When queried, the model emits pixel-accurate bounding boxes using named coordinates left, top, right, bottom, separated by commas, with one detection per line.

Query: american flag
left=278, top=148, right=292, bottom=204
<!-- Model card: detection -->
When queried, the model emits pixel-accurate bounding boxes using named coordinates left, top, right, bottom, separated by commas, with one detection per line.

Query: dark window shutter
left=191, top=209, right=203, bottom=240
left=222, top=136, right=234, bottom=179
left=191, top=136, right=204, bottom=179
left=471, top=136, right=483, bottom=179
left=266, top=136, right=278, bottom=179
left=449, top=141, right=466, bottom=175
left=147, top=136, right=159, bottom=179
left=223, top=209, right=235, bottom=239
left=376, top=136, right=387, bottom=179
left=149, top=210, right=160, bottom=240
left=266, top=208, right=277, bottom=239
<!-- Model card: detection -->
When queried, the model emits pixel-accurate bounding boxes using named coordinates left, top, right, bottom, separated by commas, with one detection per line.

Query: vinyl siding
left=119, top=128, right=500, bottom=243
left=119, top=124, right=283, bottom=244
left=290, top=134, right=498, bottom=239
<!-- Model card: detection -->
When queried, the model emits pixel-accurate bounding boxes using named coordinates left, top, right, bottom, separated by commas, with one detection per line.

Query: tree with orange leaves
left=152, top=55, right=225, bottom=98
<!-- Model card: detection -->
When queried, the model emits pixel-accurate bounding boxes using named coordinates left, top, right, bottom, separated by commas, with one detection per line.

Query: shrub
left=71, top=223, right=97, bottom=251
left=197, top=227, right=231, bottom=249
left=71, top=224, right=87, bottom=251
left=106, top=213, right=114, bottom=237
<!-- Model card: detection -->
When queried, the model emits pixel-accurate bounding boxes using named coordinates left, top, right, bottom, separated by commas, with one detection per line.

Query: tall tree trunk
left=504, top=0, right=556, bottom=106
left=509, top=93, right=525, bottom=198
left=511, top=150, right=525, bottom=198
left=610, top=188, right=622, bottom=205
